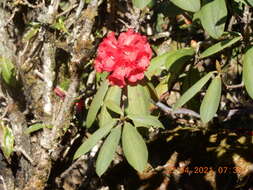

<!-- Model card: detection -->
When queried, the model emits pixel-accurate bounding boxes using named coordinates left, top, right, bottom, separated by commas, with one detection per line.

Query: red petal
left=94, top=29, right=152, bottom=87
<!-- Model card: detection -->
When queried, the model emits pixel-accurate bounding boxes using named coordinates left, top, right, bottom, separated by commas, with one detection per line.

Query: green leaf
left=170, top=0, right=200, bottom=12
left=59, top=79, right=70, bottom=91
left=200, top=76, right=222, bottom=123
left=166, top=48, right=195, bottom=90
left=99, top=86, right=122, bottom=128
left=96, top=126, right=121, bottom=176
left=122, top=122, right=148, bottom=172
left=181, top=68, right=202, bottom=111
left=51, top=17, right=70, bottom=35
left=146, top=52, right=170, bottom=79
left=146, top=48, right=195, bottom=80
left=104, top=100, right=123, bottom=115
left=148, top=48, right=195, bottom=95
left=193, top=8, right=202, bottom=21
left=246, top=0, right=253, bottom=6
left=132, top=0, right=152, bottom=9
left=173, top=72, right=214, bottom=110
left=22, top=27, right=39, bottom=42
left=105, top=86, right=122, bottom=104
left=3, top=127, right=14, bottom=158
left=99, top=105, right=112, bottom=128
left=0, top=57, right=16, bottom=86
left=0, top=124, right=14, bottom=159
left=200, top=35, right=242, bottom=58
left=155, top=77, right=169, bottom=98
left=74, top=120, right=116, bottom=159
left=146, top=81, right=159, bottom=101
left=25, top=123, right=44, bottom=134
left=165, top=48, right=195, bottom=69
left=200, top=0, right=227, bottom=39
left=127, top=84, right=150, bottom=116
left=127, top=114, right=164, bottom=129
left=243, top=46, right=253, bottom=99
left=86, top=80, right=109, bottom=128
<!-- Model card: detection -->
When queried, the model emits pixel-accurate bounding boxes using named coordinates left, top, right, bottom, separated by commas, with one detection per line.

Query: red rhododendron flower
left=94, top=29, right=152, bottom=88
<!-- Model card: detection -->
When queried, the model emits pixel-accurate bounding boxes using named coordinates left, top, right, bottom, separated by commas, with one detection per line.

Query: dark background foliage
left=1, top=0, right=253, bottom=189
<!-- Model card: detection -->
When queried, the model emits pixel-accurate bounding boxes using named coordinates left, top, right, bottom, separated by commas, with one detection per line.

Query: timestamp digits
left=165, top=166, right=244, bottom=174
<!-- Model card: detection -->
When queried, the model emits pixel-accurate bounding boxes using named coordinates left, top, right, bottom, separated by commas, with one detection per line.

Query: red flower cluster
left=95, top=29, right=152, bottom=88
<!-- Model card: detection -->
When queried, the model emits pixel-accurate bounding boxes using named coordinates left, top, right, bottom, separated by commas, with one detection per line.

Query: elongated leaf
left=246, top=0, right=253, bottom=6
left=59, top=79, right=70, bottom=91
left=173, top=72, right=214, bottom=110
left=22, top=27, right=39, bottom=42
left=0, top=57, right=16, bottom=86
left=166, top=48, right=195, bottom=69
left=155, top=76, right=169, bottom=98
left=200, top=76, right=222, bottom=123
left=127, top=85, right=150, bottom=116
left=200, top=0, right=227, bottom=39
left=104, top=100, right=123, bottom=115
left=181, top=68, right=202, bottom=111
left=171, top=0, right=200, bottom=12
left=200, top=35, right=242, bottom=58
left=105, top=86, right=122, bottom=104
left=127, top=84, right=152, bottom=126
left=146, top=52, right=170, bottom=79
left=0, top=124, right=14, bottom=159
left=146, top=48, right=195, bottom=80
left=51, top=17, right=70, bottom=35
left=146, top=82, right=159, bottom=101
left=96, top=126, right=121, bottom=176
left=166, top=48, right=195, bottom=89
left=25, top=123, right=44, bottom=134
left=127, top=114, right=164, bottom=129
left=74, top=120, right=116, bottom=159
left=243, top=46, right=253, bottom=99
left=122, top=122, right=148, bottom=172
left=132, top=0, right=152, bottom=9
left=86, top=80, right=109, bottom=128
left=99, top=105, right=112, bottom=128
left=99, top=86, right=122, bottom=128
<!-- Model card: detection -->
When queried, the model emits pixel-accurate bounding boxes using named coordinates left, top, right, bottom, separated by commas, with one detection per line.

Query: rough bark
left=0, top=0, right=99, bottom=189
